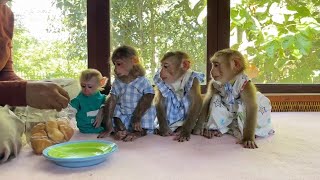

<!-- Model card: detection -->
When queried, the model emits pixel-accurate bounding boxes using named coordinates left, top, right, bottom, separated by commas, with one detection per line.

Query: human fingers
left=47, top=99, right=63, bottom=112
left=54, top=90, right=70, bottom=109
left=57, top=86, right=70, bottom=101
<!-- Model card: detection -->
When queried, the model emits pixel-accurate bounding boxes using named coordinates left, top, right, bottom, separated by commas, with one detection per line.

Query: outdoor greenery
left=231, top=0, right=320, bottom=83
left=10, top=0, right=320, bottom=84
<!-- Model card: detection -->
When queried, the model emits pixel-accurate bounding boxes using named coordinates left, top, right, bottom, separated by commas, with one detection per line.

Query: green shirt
left=70, top=91, right=106, bottom=133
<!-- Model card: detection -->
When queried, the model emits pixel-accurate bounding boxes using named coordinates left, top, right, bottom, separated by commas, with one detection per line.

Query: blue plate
left=42, top=140, right=118, bottom=168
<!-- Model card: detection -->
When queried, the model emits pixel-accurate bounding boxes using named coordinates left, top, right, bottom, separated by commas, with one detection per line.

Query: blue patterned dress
left=153, top=70, right=205, bottom=130
left=110, top=76, right=156, bottom=133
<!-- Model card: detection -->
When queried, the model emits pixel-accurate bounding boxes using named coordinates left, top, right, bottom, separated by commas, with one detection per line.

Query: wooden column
left=87, top=0, right=111, bottom=94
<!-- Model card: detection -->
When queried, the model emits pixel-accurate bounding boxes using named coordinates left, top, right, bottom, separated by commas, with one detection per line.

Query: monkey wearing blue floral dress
left=193, top=49, right=274, bottom=149
left=153, top=51, right=204, bottom=142
left=97, top=45, right=156, bottom=142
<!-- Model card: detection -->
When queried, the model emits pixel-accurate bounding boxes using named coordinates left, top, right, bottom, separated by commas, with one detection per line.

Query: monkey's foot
left=173, top=130, right=191, bottom=142
left=203, top=129, right=222, bottom=139
left=154, top=128, right=173, bottom=136
left=114, top=130, right=128, bottom=141
left=191, top=127, right=203, bottom=135
left=123, top=130, right=147, bottom=142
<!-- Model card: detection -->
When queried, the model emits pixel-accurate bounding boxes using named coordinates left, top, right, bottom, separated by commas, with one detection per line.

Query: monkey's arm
left=154, top=88, right=172, bottom=136
left=239, top=81, right=258, bottom=149
left=97, top=94, right=117, bottom=138
left=175, top=79, right=203, bottom=142
left=131, top=93, right=154, bottom=131
left=193, top=80, right=217, bottom=135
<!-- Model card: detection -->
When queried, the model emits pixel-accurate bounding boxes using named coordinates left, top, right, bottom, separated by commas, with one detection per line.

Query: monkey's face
left=210, top=57, right=234, bottom=84
left=113, top=58, right=134, bottom=78
left=80, top=77, right=100, bottom=96
left=160, top=57, right=182, bottom=84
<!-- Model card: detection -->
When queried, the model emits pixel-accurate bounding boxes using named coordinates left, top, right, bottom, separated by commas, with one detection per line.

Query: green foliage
left=231, top=0, right=320, bottom=83
left=11, top=0, right=320, bottom=84
left=11, top=0, right=87, bottom=80
left=110, top=0, right=207, bottom=81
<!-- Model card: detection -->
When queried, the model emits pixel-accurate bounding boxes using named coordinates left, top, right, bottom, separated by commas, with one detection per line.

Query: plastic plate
left=42, top=140, right=118, bottom=168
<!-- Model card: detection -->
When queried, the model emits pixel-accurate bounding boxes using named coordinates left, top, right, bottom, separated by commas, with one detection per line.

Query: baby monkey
left=97, top=45, right=156, bottom=141
left=193, top=49, right=273, bottom=149
left=153, top=51, right=204, bottom=142
left=69, top=69, right=107, bottom=134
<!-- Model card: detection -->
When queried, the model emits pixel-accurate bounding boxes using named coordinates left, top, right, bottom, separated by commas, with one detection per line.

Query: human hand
left=26, top=81, right=70, bottom=111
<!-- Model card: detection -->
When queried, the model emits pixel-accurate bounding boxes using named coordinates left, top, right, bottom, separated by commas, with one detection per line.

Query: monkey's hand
left=114, top=130, right=128, bottom=141
left=132, top=122, right=142, bottom=132
left=192, top=126, right=204, bottom=135
left=157, top=127, right=173, bottom=136
left=237, top=139, right=258, bottom=149
left=173, top=130, right=191, bottom=142
left=131, top=117, right=142, bottom=132
left=93, top=108, right=103, bottom=128
left=97, top=128, right=113, bottom=138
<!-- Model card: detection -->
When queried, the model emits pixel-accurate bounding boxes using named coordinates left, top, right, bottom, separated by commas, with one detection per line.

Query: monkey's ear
left=232, top=57, right=242, bottom=71
left=100, top=77, right=108, bottom=87
left=181, top=59, right=191, bottom=71
left=132, top=57, right=140, bottom=64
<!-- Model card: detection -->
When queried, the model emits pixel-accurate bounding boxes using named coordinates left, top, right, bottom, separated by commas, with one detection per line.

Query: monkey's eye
left=163, top=64, right=169, bottom=69
left=213, top=63, right=219, bottom=67
left=116, top=62, right=122, bottom=66
left=81, top=85, right=93, bottom=88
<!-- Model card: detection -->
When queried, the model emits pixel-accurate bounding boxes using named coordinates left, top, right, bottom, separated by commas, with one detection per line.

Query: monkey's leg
left=174, top=79, right=203, bottom=142
left=193, top=81, right=216, bottom=135
left=97, top=95, right=117, bottom=138
left=192, top=95, right=211, bottom=135
left=155, top=94, right=173, bottom=136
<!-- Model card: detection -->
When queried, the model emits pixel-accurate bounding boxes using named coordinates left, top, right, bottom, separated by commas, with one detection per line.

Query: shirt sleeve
left=140, top=77, right=154, bottom=94
left=0, top=81, right=27, bottom=106
left=69, top=97, right=80, bottom=111
left=110, top=79, right=120, bottom=97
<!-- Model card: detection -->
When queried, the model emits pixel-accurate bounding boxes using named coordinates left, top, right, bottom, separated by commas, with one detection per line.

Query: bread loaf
left=30, top=118, right=74, bottom=155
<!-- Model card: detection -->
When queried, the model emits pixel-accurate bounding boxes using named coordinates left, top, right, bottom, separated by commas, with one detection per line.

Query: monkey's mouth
left=83, top=92, right=91, bottom=96
left=115, top=73, right=124, bottom=77
left=213, top=76, right=220, bottom=80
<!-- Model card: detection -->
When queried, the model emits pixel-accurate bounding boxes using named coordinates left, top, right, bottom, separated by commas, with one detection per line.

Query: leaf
left=294, top=6, right=311, bottom=17
left=281, top=34, right=295, bottom=50
left=264, top=40, right=280, bottom=58
left=295, top=33, right=312, bottom=55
